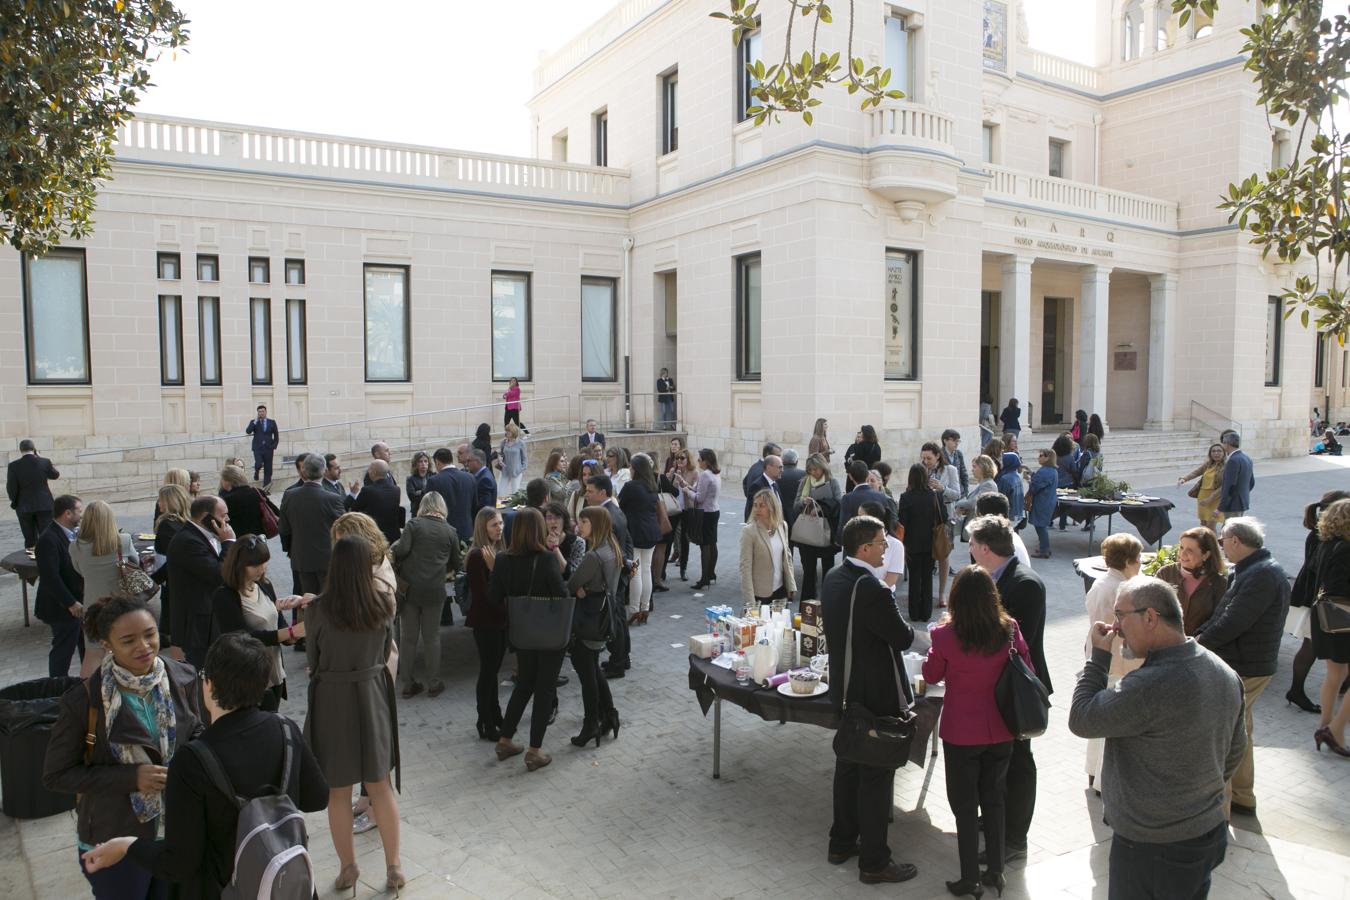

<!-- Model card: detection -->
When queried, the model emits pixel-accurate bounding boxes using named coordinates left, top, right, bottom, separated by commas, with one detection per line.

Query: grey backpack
left=187, top=720, right=314, bottom=900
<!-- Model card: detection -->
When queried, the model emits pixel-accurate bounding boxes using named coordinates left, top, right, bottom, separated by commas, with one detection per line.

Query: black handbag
left=506, top=558, right=577, bottom=652
left=684, top=507, right=705, bottom=545
left=574, top=589, right=614, bottom=643
left=994, top=632, right=1051, bottom=739
left=831, top=579, right=917, bottom=769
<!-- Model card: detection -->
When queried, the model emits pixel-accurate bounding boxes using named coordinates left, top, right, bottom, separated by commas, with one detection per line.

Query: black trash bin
left=0, top=676, right=82, bottom=819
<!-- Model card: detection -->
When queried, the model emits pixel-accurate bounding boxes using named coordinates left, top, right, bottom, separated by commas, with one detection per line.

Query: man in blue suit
left=245, top=405, right=280, bottom=488
left=838, top=460, right=894, bottom=534
left=459, top=445, right=498, bottom=516
left=34, top=495, right=85, bottom=677
left=1218, top=431, right=1255, bottom=518
left=427, top=447, right=476, bottom=540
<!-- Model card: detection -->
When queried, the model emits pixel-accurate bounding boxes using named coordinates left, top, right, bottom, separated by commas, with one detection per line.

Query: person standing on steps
left=244, top=405, right=279, bottom=489
left=7, top=438, right=60, bottom=549
left=501, top=376, right=528, bottom=433
left=656, top=368, right=676, bottom=429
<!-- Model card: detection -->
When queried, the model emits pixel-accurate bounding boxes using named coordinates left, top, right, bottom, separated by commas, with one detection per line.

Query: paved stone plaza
left=0, top=456, right=1348, bottom=899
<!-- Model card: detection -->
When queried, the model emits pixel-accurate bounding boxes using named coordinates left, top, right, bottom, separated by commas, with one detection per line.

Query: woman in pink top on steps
left=923, top=565, right=1035, bottom=898
left=501, top=377, right=527, bottom=433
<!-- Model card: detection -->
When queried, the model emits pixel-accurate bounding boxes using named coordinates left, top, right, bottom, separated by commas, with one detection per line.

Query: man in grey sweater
left=1069, top=576, right=1245, bottom=900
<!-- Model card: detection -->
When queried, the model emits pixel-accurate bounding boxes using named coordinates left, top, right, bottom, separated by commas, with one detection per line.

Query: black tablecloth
left=1053, top=498, right=1176, bottom=545
left=688, top=655, right=942, bottom=768
left=2, top=539, right=157, bottom=586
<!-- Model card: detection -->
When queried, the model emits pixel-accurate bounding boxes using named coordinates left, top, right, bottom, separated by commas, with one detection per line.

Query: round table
left=0, top=537, right=157, bottom=627
left=1053, top=492, right=1176, bottom=550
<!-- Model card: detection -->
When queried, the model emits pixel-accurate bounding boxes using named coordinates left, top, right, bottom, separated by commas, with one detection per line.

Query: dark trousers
left=472, top=627, right=507, bottom=727
left=943, top=740, right=1014, bottom=881
left=1005, top=738, right=1037, bottom=848
left=798, top=545, right=836, bottom=601
left=571, top=642, right=614, bottom=727
left=80, top=848, right=166, bottom=900
left=252, top=449, right=274, bottom=485
left=501, top=647, right=566, bottom=748
left=907, top=552, right=934, bottom=622
left=697, top=510, right=720, bottom=583
left=662, top=515, right=688, bottom=578
left=504, top=408, right=523, bottom=430
left=829, top=756, right=894, bottom=873
left=295, top=570, right=324, bottom=594
left=17, top=510, right=51, bottom=549
left=46, top=613, right=84, bottom=678
left=1108, top=821, right=1227, bottom=900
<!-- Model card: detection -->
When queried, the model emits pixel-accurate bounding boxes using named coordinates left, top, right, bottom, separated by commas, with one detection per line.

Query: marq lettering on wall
left=1012, top=215, right=1115, bottom=258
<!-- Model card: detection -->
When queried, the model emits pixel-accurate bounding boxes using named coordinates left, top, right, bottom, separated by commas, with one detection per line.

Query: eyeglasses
left=1113, top=607, right=1149, bottom=623
left=866, top=539, right=888, bottom=548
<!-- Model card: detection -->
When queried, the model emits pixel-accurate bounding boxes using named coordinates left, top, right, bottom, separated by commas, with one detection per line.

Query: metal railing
left=1189, top=400, right=1239, bottom=437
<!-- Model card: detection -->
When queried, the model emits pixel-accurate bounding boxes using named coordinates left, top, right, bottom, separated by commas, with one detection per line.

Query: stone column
left=1079, top=265, right=1112, bottom=426
left=999, top=255, right=1033, bottom=424
left=1146, top=273, right=1177, bottom=427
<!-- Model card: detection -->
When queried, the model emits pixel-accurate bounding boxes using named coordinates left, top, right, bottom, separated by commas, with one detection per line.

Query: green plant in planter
left=1142, top=544, right=1178, bottom=576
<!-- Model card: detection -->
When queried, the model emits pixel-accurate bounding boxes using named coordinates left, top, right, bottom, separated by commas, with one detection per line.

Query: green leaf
left=803, top=110, right=813, bottom=125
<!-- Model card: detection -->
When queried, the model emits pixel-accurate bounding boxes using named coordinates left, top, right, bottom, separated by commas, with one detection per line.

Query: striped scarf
left=100, top=653, right=177, bottom=824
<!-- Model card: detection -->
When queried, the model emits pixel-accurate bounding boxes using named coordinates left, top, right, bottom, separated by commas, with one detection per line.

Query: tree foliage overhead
left=0, top=0, right=188, bottom=257
left=711, top=0, right=904, bottom=126
left=1173, top=0, right=1350, bottom=338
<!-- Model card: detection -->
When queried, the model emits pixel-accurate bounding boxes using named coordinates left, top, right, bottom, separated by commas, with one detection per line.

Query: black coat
left=577, top=431, right=606, bottom=452
left=742, top=474, right=781, bottom=522
left=1195, top=548, right=1290, bottom=678
left=277, top=481, right=345, bottom=574
left=347, top=480, right=405, bottom=545
left=34, top=521, right=82, bottom=621
left=427, top=467, right=476, bottom=543
left=844, top=441, right=882, bottom=469
left=896, top=488, right=942, bottom=554
left=822, top=560, right=915, bottom=716
left=838, top=485, right=894, bottom=535
left=125, top=708, right=328, bottom=900
left=167, top=524, right=235, bottom=654
left=618, top=481, right=661, bottom=549
left=220, top=485, right=266, bottom=539
left=778, top=466, right=807, bottom=530
left=211, top=581, right=282, bottom=647
left=488, top=550, right=568, bottom=611
left=995, top=557, right=1052, bottom=695
left=473, top=466, right=498, bottom=517
left=741, top=459, right=766, bottom=498
left=603, top=499, right=634, bottom=560
left=405, top=474, right=429, bottom=516
left=6, top=453, right=59, bottom=513
left=43, top=659, right=205, bottom=847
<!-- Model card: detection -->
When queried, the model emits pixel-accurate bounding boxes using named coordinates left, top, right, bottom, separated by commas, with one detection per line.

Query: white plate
left=1077, top=498, right=1099, bottom=504
left=777, top=681, right=828, bottom=698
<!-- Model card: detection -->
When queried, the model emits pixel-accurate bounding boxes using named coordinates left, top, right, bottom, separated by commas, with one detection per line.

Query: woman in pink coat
left=923, top=565, right=1035, bottom=898
left=501, top=377, right=526, bottom=432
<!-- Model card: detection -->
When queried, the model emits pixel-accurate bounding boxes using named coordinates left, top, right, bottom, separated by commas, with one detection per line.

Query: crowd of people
left=5, top=403, right=1348, bottom=898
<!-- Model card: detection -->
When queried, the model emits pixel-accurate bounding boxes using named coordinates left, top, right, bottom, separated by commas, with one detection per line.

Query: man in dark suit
left=838, top=461, right=895, bottom=533
left=34, top=494, right=85, bottom=677
left=8, top=439, right=61, bottom=549
left=778, top=449, right=807, bottom=534
left=743, top=453, right=783, bottom=521
left=278, top=453, right=346, bottom=596
left=459, top=445, right=498, bottom=516
left=821, top=514, right=920, bottom=885
left=577, top=419, right=606, bottom=454
left=585, top=475, right=634, bottom=679
left=244, top=405, right=280, bottom=488
left=167, top=494, right=238, bottom=669
left=970, top=514, right=1052, bottom=862
left=427, top=447, right=476, bottom=541
left=346, top=460, right=404, bottom=544
left=741, top=442, right=781, bottom=499
left=1218, top=431, right=1255, bottom=517
left=321, top=454, right=344, bottom=495
left=363, top=442, right=398, bottom=487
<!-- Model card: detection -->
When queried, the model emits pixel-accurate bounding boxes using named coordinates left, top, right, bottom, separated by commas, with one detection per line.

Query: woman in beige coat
left=738, top=489, right=796, bottom=610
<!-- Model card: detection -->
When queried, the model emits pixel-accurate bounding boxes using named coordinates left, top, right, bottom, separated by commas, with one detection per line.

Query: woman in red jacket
left=923, top=566, right=1035, bottom=898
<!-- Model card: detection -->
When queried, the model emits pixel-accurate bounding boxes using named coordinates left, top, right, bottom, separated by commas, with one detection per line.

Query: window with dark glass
left=662, top=71, right=679, bottom=154
left=196, top=254, right=219, bottom=282
left=737, top=25, right=762, bottom=122
left=284, top=258, right=305, bottom=286
left=736, top=254, right=761, bottom=380
left=198, top=297, right=221, bottom=386
left=22, top=248, right=90, bottom=384
left=248, top=256, right=270, bottom=284
left=1048, top=139, right=1067, bottom=178
left=250, top=297, right=272, bottom=385
left=286, top=298, right=307, bottom=384
left=158, top=295, right=183, bottom=386
left=1265, top=296, right=1283, bottom=386
left=157, top=252, right=181, bottom=281
left=594, top=110, right=608, bottom=167
left=1315, top=331, right=1327, bottom=389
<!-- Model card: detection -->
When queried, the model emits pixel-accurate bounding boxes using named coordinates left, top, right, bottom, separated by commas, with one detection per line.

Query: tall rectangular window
left=884, top=15, right=912, bottom=98
left=593, top=110, right=608, bottom=167
left=1265, top=296, right=1283, bottom=386
left=364, top=265, right=411, bottom=382
left=581, top=277, right=617, bottom=381
left=491, top=271, right=532, bottom=381
left=736, top=254, right=762, bottom=380
left=157, top=252, right=181, bottom=281
left=22, top=248, right=90, bottom=384
left=284, top=258, right=305, bottom=285
left=662, top=71, right=679, bottom=154
left=885, top=250, right=918, bottom=380
left=1315, top=331, right=1327, bottom=389
left=196, top=254, right=219, bottom=282
left=198, top=297, right=221, bottom=386
left=286, top=298, right=307, bottom=384
left=982, top=124, right=996, bottom=164
left=250, top=298, right=272, bottom=385
left=158, top=295, right=183, bottom=386
left=1048, top=139, right=1067, bottom=178
left=248, top=256, right=270, bottom=284
left=737, top=25, right=762, bottom=121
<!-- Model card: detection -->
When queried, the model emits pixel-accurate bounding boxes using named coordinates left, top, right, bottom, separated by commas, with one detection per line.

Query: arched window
left=1122, top=0, right=1144, bottom=60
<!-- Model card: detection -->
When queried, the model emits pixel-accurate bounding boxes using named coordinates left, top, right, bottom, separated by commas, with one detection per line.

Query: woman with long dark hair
left=683, top=449, right=722, bottom=589
left=472, top=423, right=497, bottom=467
left=655, top=453, right=686, bottom=589
left=1071, top=409, right=1088, bottom=442
left=212, top=535, right=303, bottom=711
left=923, top=566, right=1034, bottom=898
left=568, top=506, right=623, bottom=747
left=619, top=453, right=661, bottom=624
left=809, top=417, right=832, bottom=462
left=1087, top=413, right=1105, bottom=441
left=897, top=464, right=941, bottom=622
left=305, top=535, right=402, bottom=893
left=492, top=508, right=569, bottom=771
left=465, top=507, right=507, bottom=739
left=44, top=595, right=204, bottom=899
left=999, top=398, right=1022, bottom=437
left=406, top=451, right=432, bottom=515
left=843, top=425, right=881, bottom=490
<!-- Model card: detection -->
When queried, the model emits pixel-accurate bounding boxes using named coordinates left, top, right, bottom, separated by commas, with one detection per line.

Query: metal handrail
left=1189, top=400, right=1239, bottom=436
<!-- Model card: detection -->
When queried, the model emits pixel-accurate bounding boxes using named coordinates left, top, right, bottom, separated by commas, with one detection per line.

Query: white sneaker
left=353, top=811, right=377, bottom=834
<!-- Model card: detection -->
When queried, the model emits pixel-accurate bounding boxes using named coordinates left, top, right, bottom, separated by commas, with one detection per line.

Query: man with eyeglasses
left=1070, top=575, right=1245, bottom=900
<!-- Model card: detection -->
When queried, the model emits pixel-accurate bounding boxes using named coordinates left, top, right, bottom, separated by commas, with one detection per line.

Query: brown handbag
left=655, top=494, right=673, bottom=537
left=931, top=494, right=952, bottom=560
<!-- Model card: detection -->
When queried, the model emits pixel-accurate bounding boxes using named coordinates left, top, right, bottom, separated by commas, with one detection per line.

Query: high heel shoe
left=945, top=878, right=983, bottom=898
left=1286, top=689, right=1321, bottom=714
left=387, top=864, right=406, bottom=892
left=627, top=611, right=641, bottom=625
left=571, top=721, right=603, bottom=747
left=981, top=870, right=1006, bottom=897
left=604, top=708, right=621, bottom=739
left=692, top=580, right=709, bottom=590
left=524, top=748, right=552, bottom=771
left=637, top=611, right=649, bottom=624
left=334, top=862, right=360, bottom=894
left=495, top=737, right=524, bottom=761
left=1315, top=726, right=1350, bottom=757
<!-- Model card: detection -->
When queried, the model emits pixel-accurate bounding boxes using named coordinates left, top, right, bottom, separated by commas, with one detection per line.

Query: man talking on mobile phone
left=166, top=495, right=237, bottom=668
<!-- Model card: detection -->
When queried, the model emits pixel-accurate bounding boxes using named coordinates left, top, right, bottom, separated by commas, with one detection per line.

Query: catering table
left=688, top=655, right=943, bottom=779
left=1053, top=492, right=1176, bottom=549
left=1073, top=553, right=1161, bottom=594
left=0, top=536, right=157, bottom=627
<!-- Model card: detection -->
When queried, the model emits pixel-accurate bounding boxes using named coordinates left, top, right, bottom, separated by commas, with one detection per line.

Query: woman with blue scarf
left=44, top=594, right=203, bottom=899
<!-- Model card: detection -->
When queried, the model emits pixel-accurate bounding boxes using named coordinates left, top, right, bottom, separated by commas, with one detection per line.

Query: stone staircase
left=1090, top=428, right=1215, bottom=489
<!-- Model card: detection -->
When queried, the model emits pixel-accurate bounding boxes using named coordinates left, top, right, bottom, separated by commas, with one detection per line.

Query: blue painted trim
left=530, top=0, right=677, bottom=102
left=1017, top=56, right=1246, bottom=102
left=1178, top=223, right=1240, bottom=237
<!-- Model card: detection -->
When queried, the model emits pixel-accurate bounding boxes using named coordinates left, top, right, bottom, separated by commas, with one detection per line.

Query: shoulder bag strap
left=841, top=579, right=861, bottom=710
left=83, top=680, right=97, bottom=765
left=277, top=717, right=295, bottom=793
left=185, top=738, right=247, bottom=809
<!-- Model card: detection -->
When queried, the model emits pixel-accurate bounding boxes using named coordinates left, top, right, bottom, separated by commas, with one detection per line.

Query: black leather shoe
left=945, top=877, right=983, bottom=898
left=859, top=861, right=918, bottom=884
left=602, top=667, right=626, bottom=680
left=827, top=845, right=859, bottom=865
left=555, top=675, right=570, bottom=687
